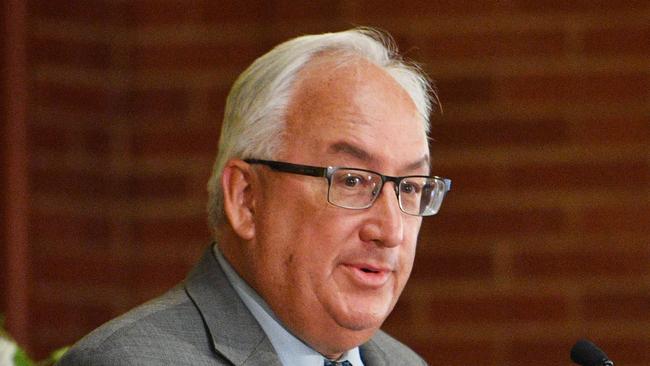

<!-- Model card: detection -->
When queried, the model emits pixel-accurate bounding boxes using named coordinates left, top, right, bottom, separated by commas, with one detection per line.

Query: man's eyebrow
left=328, top=141, right=375, bottom=163
left=328, top=141, right=431, bottom=174
left=405, top=156, right=431, bottom=174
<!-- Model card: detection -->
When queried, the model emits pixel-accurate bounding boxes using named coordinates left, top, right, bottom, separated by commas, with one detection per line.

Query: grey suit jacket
left=57, top=245, right=428, bottom=365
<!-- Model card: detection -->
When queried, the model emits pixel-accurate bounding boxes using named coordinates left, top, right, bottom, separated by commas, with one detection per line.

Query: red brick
left=431, top=117, right=569, bottom=147
left=29, top=120, right=112, bottom=157
left=270, top=0, right=342, bottom=20
left=32, top=253, right=128, bottom=286
left=31, top=37, right=112, bottom=69
left=30, top=212, right=112, bottom=250
left=599, top=338, right=650, bottom=364
left=0, top=237, right=5, bottom=316
left=30, top=300, right=113, bottom=335
left=33, top=81, right=115, bottom=113
left=79, top=127, right=112, bottom=156
left=579, top=235, right=649, bottom=250
left=28, top=124, right=70, bottom=152
left=514, top=251, right=650, bottom=278
left=432, top=208, right=566, bottom=236
left=515, top=0, right=648, bottom=13
left=428, top=294, right=568, bottom=323
left=412, top=339, right=497, bottom=365
left=579, top=205, right=650, bottom=235
left=125, top=173, right=188, bottom=200
left=130, top=42, right=263, bottom=71
left=508, top=160, right=648, bottom=190
left=421, top=30, right=566, bottom=60
left=207, top=86, right=230, bottom=118
left=121, top=88, right=188, bottom=117
left=436, top=76, right=494, bottom=103
left=584, top=25, right=650, bottom=56
left=572, top=117, right=650, bottom=144
left=31, top=0, right=129, bottom=23
left=507, top=339, right=576, bottom=365
left=129, top=258, right=193, bottom=299
left=200, top=0, right=272, bottom=23
left=351, top=0, right=511, bottom=18
left=583, top=292, right=650, bottom=321
left=31, top=166, right=192, bottom=203
left=0, top=0, right=5, bottom=313
left=31, top=166, right=116, bottom=199
left=131, top=128, right=218, bottom=157
left=501, top=72, right=650, bottom=103
left=413, top=251, right=493, bottom=280
left=130, top=216, right=210, bottom=249
left=125, top=0, right=204, bottom=25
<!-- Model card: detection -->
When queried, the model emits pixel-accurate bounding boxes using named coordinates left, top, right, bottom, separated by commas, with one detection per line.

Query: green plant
left=0, top=315, right=68, bottom=366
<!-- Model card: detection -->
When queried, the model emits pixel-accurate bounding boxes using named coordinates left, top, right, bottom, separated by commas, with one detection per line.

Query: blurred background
left=2, top=1, right=649, bottom=365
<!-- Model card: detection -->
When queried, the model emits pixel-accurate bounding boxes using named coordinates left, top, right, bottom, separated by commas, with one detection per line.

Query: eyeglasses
left=245, top=159, right=451, bottom=216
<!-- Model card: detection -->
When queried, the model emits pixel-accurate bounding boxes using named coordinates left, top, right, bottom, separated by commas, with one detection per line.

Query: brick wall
left=1, top=0, right=6, bottom=319
left=1, top=151, right=5, bottom=317
left=10, top=1, right=650, bottom=364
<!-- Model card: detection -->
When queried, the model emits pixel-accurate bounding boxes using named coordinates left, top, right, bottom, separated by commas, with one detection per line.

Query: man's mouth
left=343, top=263, right=392, bottom=288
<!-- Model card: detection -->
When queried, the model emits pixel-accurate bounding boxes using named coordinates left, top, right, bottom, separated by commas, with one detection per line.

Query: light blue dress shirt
left=214, top=245, right=363, bottom=366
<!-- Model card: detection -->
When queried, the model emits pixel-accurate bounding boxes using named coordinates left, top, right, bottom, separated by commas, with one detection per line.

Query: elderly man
left=57, top=27, right=451, bottom=366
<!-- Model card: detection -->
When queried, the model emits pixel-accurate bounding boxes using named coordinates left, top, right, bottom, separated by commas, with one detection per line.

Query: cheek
left=399, top=221, right=421, bottom=270
left=257, top=185, right=344, bottom=263
left=266, top=175, right=330, bottom=217
left=294, top=213, right=353, bottom=259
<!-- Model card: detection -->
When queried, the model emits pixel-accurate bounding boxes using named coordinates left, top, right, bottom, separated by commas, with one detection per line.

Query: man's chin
left=305, top=302, right=392, bottom=357
left=331, top=307, right=389, bottom=332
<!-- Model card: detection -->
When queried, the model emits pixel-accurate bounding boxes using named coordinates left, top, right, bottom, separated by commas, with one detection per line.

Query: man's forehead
left=282, top=52, right=428, bottom=171
left=285, top=56, right=420, bottom=130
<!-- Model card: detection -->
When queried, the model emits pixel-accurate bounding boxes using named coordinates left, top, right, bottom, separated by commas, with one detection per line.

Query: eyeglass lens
left=328, top=169, right=445, bottom=216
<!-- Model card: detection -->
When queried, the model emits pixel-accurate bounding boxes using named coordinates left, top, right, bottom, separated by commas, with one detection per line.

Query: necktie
left=324, top=360, right=352, bottom=366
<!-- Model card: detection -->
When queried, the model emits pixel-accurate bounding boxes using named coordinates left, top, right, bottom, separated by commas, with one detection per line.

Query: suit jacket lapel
left=184, top=245, right=282, bottom=366
left=360, top=339, right=389, bottom=366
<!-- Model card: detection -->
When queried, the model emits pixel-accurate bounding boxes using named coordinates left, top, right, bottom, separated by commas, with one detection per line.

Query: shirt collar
left=213, top=244, right=363, bottom=366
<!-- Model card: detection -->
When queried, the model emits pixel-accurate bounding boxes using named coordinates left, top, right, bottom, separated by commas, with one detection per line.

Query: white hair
left=207, top=27, right=437, bottom=229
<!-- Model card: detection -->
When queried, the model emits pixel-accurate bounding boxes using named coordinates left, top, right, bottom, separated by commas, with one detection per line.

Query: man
left=57, top=27, right=451, bottom=366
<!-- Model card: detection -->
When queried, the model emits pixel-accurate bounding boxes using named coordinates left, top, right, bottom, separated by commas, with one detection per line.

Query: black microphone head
left=570, top=339, right=611, bottom=366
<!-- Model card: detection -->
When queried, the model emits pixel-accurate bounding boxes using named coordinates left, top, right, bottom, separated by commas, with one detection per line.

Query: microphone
left=570, top=339, right=614, bottom=366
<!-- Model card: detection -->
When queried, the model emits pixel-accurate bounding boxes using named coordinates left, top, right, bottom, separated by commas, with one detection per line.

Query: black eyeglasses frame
left=244, top=158, right=451, bottom=216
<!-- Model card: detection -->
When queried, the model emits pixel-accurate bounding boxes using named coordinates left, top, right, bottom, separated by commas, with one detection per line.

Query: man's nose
left=359, top=182, right=404, bottom=247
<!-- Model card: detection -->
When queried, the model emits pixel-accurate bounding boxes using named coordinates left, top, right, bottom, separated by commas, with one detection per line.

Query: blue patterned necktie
left=324, top=360, right=352, bottom=366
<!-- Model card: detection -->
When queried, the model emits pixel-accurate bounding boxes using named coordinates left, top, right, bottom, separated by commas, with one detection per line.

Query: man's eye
left=401, top=183, right=418, bottom=194
left=343, top=175, right=363, bottom=187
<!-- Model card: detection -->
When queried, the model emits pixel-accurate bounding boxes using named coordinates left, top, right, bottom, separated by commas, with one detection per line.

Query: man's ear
left=221, top=160, right=257, bottom=241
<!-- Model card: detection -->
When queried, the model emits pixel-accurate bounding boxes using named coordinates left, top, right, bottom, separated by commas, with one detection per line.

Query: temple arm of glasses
left=244, top=159, right=327, bottom=177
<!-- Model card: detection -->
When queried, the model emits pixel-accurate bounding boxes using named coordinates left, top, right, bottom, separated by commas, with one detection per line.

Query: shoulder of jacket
left=368, top=330, right=428, bottom=365
left=56, top=285, right=204, bottom=364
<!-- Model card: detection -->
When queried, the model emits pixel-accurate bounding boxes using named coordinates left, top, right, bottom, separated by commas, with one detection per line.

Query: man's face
left=245, top=55, right=429, bottom=355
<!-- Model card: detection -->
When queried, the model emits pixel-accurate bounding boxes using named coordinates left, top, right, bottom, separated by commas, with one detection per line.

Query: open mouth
left=360, top=267, right=380, bottom=274
left=344, top=264, right=390, bottom=288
